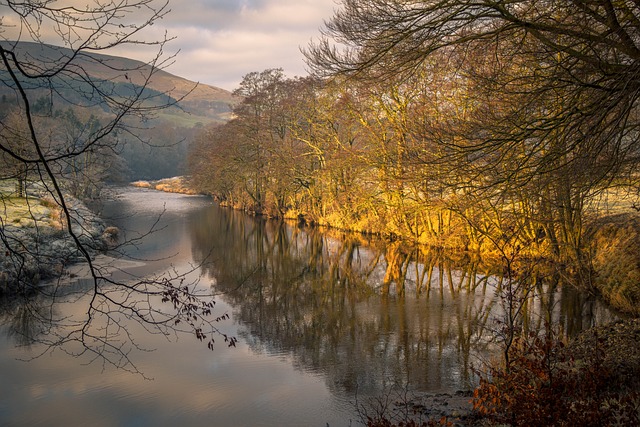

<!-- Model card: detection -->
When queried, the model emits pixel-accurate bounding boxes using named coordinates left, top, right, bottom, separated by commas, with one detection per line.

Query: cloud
left=0, top=0, right=336, bottom=91
left=152, top=0, right=336, bottom=90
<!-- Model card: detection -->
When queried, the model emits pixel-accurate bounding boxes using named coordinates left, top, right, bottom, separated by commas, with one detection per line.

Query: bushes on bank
left=473, top=325, right=640, bottom=427
left=590, top=214, right=640, bottom=316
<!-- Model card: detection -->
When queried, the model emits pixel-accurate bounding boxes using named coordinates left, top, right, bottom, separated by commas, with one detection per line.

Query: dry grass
left=0, top=195, right=61, bottom=229
left=590, top=213, right=640, bottom=316
left=131, top=176, right=198, bottom=195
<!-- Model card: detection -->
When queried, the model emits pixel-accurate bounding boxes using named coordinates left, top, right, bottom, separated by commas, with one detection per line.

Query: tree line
left=190, top=2, right=639, bottom=280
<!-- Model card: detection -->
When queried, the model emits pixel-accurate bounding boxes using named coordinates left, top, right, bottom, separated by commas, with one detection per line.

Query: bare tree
left=305, top=0, right=640, bottom=279
left=0, top=1, right=234, bottom=373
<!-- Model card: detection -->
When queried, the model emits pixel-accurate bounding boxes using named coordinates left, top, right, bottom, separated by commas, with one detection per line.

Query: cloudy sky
left=122, top=0, right=338, bottom=91
left=0, top=0, right=338, bottom=92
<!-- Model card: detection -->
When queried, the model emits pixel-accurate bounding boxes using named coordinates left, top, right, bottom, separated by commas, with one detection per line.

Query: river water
left=0, top=187, right=619, bottom=426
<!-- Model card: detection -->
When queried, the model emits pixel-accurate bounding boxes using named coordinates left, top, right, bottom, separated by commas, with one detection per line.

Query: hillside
left=0, top=41, right=240, bottom=180
left=0, top=41, right=239, bottom=126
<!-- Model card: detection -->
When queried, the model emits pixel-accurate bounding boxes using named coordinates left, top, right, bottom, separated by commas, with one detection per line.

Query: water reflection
left=0, top=189, right=623, bottom=426
left=0, top=294, right=53, bottom=347
left=0, top=277, right=97, bottom=350
left=188, top=205, right=619, bottom=396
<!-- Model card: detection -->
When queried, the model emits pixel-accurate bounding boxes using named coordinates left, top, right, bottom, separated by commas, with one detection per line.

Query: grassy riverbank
left=139, top=176, right=640, bottom=317
left=590, top=214, right=640, bottom=316
left=0, top=180, right=109, bottom=293
left=130, top=176, right=199, bottom=195
left=0, top=182, right=61, bottom=228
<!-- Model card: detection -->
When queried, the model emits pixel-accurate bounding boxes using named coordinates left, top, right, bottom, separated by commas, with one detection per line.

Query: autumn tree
left=190, top=70, right=359, bottom=220
left=189, top=120, right=248, bottom=207
left=306, top=0, right=640, bottom=274
left=280, top=77, right=373, bottom=228
left=230, top=68, right=288, bottom=213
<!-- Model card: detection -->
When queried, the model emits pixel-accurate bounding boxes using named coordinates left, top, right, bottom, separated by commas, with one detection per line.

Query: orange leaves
left=473, top=331, right=640, bottom=427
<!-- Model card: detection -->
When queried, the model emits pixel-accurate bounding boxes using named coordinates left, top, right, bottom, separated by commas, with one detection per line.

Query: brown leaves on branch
left=160, top=279, right=235, bottom=350
left=473, top=330, right=640, bottom=427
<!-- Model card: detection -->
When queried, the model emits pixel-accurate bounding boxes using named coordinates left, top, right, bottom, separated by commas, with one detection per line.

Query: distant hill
left=0, top=41, right=241, bottom=180
left=0, top=41, right=239, bottom=126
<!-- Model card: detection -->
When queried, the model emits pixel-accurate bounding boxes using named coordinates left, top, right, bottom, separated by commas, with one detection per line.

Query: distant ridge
left=0, top=41, right=239, bottom=124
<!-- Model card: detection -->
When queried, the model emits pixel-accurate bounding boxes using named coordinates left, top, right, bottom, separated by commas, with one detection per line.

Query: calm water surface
left=0, top=187, right=619, bottom=426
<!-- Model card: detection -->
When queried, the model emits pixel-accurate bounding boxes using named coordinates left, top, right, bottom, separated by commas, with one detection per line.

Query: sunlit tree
left=305, top=0, right=640, bottom=274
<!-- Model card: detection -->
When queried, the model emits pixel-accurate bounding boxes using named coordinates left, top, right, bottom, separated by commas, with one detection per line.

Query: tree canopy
left=189, top=2, right=640, bottom=315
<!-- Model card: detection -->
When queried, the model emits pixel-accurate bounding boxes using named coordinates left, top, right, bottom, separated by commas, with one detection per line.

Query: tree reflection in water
left=0, top=293, right=54, bottom=349
left=0, top=276, right=101, bottom=351
left=188, top=205, right=619, bottom=396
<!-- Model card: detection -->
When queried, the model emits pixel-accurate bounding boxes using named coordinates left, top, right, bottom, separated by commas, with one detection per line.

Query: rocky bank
left=0, top=192, right=112, bottom=294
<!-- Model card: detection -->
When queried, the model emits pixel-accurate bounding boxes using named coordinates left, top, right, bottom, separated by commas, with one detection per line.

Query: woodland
left=188, top=1, right=640, bottom=318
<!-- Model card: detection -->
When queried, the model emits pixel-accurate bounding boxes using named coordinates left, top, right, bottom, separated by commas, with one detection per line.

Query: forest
left=188, top=1, right=640, bottom=318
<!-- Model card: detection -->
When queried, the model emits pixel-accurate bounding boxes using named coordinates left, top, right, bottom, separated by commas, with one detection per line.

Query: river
left=0, top=187, right=619, bottom=426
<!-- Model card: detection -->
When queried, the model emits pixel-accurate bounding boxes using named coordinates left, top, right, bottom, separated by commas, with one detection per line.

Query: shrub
left=473, top=330, right=640, bottom=426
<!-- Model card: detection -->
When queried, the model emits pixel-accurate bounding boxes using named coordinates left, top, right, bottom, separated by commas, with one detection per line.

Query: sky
left=116, top=0, right=338, bottom=91
left=0, top=0, right=338, bottom=92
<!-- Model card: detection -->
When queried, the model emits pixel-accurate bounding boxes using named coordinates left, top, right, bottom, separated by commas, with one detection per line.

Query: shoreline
left=0, top=190, right=114, bottom=294
left=132, top=176, right=640, bottom=317
left=130, top=176, right=199, bottom=195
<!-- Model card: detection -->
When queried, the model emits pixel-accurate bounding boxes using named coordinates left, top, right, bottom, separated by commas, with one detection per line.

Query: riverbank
left=130, top=176, right=199, bottom=195
left=133, top=176, right=640, bottom=317
left=0, top=183, right=112, bottom=294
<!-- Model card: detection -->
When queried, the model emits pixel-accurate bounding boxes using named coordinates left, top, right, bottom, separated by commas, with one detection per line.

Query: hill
left=0, top=41, right=239, bottom=126
left=0, top=41, right=240, bottom=180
